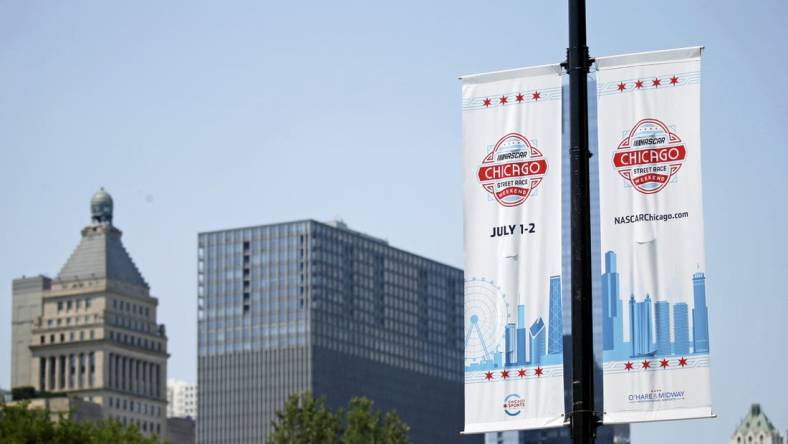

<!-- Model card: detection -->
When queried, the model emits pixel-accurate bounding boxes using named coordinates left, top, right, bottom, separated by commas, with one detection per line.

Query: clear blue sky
left=1, top=1, right=786, bottom=442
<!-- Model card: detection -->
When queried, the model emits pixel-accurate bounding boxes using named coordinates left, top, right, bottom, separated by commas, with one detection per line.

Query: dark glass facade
left=197, top=220, right=476, bottom=443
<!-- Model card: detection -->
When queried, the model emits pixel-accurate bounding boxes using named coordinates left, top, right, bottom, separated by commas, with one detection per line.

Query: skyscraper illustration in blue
left=465, top=275, right=563, bottom=372
left=692, top=272, right=710, bottom=353
left=547, top=275, right=563, bottom=355
left=601, top=250, right=711, bottom=361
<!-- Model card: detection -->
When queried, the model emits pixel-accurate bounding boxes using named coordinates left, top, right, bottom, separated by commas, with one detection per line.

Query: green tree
left=270, top=392, right=342, bottom=444
left=0, top=401, right=160, bottom=444
left=271, top=393, right=410, bottom=444
left=380, top=411, right=410, bottom=444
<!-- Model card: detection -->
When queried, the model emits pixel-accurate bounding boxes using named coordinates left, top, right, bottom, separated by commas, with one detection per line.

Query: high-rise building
left=672, top=303, right=690, bottom=355
left=692, top=272, right=710, bottom=353
left=729, top=404, right=784, bottom=444
left=601, top=251, right=619, bottom=351
left=547, top=276, right=563, bottom=355
left=11, top=275, right=51, bottom=389
left=654, top=301, right=671, bottom=356
left=11, top=189, right=168, bottom=437
left=167, top=379, right=197, bottom=419
left=529, top=318, right=546, bottom=365
left=484, top=423, right=630, bottom=444
left=629, top=295, right=654, bottom=357
left=197, top=220, right=476, bottom=443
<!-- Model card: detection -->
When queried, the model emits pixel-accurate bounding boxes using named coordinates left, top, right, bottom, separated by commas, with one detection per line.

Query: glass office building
left=197, top=220, right=476, bottom=443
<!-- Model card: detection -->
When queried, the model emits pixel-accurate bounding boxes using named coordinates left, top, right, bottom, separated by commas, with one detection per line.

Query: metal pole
left=566, top=0, right=597, bottom=443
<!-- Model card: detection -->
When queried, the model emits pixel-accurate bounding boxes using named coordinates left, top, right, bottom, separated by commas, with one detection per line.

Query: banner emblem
left=613, top=118, right=685, bottom=194
left=503, top=394, right=526, bottom=416
left=477, top=133, right=549, bottom=207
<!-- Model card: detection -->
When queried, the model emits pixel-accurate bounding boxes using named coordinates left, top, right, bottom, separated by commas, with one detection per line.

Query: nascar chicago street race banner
left=461, top=64, right=564, bottom=433
left=595, top=47, right=714, bottom=423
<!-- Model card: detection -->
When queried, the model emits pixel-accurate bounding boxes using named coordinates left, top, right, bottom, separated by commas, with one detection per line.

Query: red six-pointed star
left=624, top=361, right=634, bottom=371
left=534, top=367, right=544, bottom=377
left=660, top=359, right=670, bottom=369
left=501, top=370, right=510, bottom=379
left=499, top=95, right=508, bottom=104
left=670, top=75, right=679, bottom=85
left=678, top=357, right=688, bottom=367
left=517, top=368, right=526, bottom=378
left=515, top=93, right=525, bottom=102
left=652, top=78, right=662, bottom=87
left=485, top=371, right=494, bottom=380
left=483, top=98, right=492, bottom=107
left=532, top=91, right=541, bottom=101
left=617, top=82, right=626, bottom=91
left=641, top=360, right=651, bottom=369
left=634, top=80, right=644, bottom=89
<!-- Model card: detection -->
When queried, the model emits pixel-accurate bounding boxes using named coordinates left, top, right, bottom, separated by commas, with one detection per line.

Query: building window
left=67, top=301, right=72, bottom=311
left=40, top=335, right=45, bottom=344
left=57, top=302, right=63, bottom=312
left=90, top=330, right=95, bottom=339
left=85, top=298, right=91, bottom=309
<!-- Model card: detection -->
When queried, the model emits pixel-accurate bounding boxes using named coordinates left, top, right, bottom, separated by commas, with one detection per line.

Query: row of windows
left=199, top=224, right=307, bottom=250
left=46, top=315, right=95, bottom=327
left=199, top=334, right=307, bottom=354
left=201, top=250, right=303, bottom=271
left=107, top=396, right=162, bottom=417
left=56, top=298, right=92, bottom=312
left=41, top=330, right=95, bottom=344
left=108, top=330, right=163, bottom=352
left=107, top=313, right=158, bottom=335
left=111, top=299, right=151, bottom=318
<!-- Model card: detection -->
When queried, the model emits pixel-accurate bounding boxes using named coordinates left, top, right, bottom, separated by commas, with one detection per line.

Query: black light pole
left=566, top=0, right=597, bottom=443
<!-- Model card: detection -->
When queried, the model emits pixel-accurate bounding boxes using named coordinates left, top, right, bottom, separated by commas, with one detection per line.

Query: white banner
left=596, top=47, right=714, bottom=423
left=461, top=64, right=564, bottom=433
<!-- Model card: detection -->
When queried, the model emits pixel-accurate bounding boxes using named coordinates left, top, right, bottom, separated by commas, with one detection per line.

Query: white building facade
left=167, top=379, right=197, bottom=418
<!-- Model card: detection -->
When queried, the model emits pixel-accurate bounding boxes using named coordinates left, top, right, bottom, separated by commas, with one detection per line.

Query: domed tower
left=91, top=188, right=114, bottom=225
left=22, top=188, right=168, bottom=439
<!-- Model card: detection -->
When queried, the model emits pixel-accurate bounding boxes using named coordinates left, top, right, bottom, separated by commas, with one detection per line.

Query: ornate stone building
left=730, top=404, right=785, bottom=444
left=11, top=189, right=168, bottom=437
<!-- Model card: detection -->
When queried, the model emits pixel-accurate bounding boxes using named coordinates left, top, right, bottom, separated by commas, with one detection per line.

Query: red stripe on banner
left=632, top=173, right=668, bottom=186
left=477, top=159, right=547, bottom=181
left=613, top=145, right=685, bottom=167
left=495, top=187, right=530, bottom=199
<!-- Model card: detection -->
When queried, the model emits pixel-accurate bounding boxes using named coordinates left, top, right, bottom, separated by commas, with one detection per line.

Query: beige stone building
left=11, top=189, right=168, bottom=437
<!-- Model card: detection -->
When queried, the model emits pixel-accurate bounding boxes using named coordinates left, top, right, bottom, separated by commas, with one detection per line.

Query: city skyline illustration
left=465, top=275, right=563, bottom=372
left=602, top=250, right=710, bottom=361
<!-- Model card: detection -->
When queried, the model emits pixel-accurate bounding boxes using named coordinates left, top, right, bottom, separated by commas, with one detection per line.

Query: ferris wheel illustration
left=464, top=278, right=509, bottom=364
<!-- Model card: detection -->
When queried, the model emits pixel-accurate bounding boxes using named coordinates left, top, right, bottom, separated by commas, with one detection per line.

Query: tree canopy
left=270, top=393, right=411, bottom=444
left=0, top=401, right=159, bottom=444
